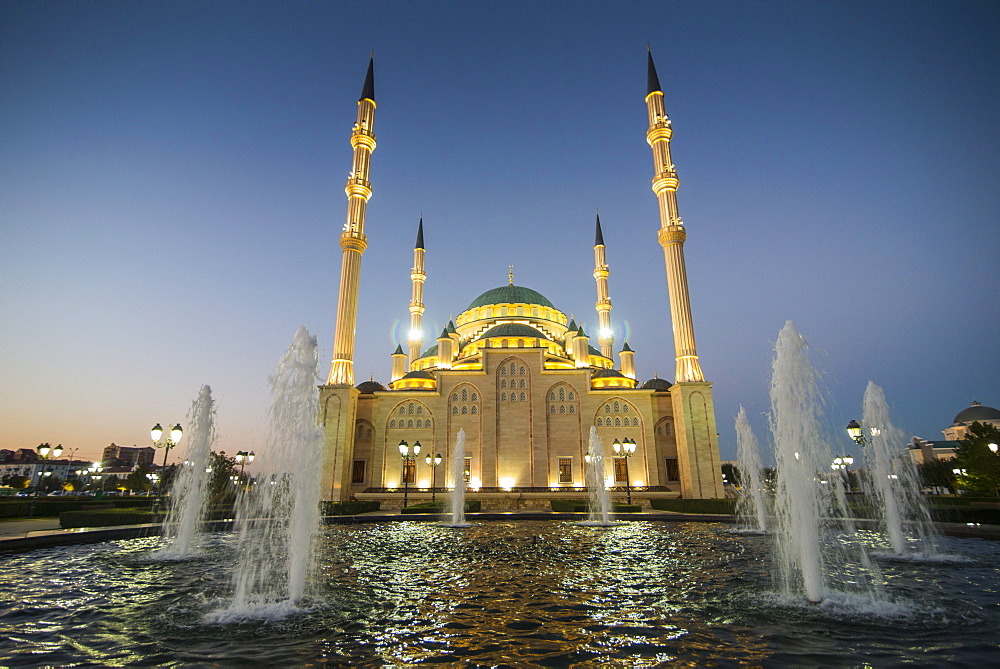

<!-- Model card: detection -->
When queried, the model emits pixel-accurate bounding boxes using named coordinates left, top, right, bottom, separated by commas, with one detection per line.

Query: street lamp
left=235, top=451, right=255, bottom=481
left=35, top=443, right=63, bottom=495
left=832, top=455, right=855, bottom=491
left=846, top=420, right=869, bottom=446
left=150, top=423, right=183, bottom=469
left=425, top=452, right=443, bottom=502
left=989, top=443, right=999, bottom=454
left=398, top=440, right=421, bottom=509
left=612, top=437, right=637, bottom=504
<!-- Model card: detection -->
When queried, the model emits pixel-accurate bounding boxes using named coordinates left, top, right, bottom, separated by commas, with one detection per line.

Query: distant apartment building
left=102, top=443, right=155, bottom=467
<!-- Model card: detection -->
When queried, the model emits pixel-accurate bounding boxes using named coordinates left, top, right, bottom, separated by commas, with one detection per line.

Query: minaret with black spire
left=327, top=55, right=377, bottom=386
left=592, top=211, right=614, bottom=359
left=645, top=46, right=723, bottom=499
left=407, top=216, right=426, bottom=365
left=645, top=47, right=704, bottom=384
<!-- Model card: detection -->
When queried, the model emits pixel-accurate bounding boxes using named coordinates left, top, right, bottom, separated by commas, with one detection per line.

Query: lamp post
left=846, top=420, right=870, bottom=447
left=150, top=423, right=183, bottom=469
left=831, top=455, right=854, bottom=492
left=398, top=440, right=421, bottom=509
left=235, top=451, right=255, bottom=483
left=35, top=443, right=63, bottom=495
left=425, top=452, right=443, bottom=502
left=612, top=437, right=637, bottom=504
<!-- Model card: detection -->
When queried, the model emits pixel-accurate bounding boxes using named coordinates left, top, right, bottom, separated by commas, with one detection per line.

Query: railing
left=361, top=486, right=672, bottom=494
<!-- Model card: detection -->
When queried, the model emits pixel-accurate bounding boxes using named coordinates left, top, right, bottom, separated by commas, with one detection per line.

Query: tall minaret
left=407, top=216, right=426, bottom=365
left=327, top=56, right=377, bottom=386
left=645, top=48, right=704, bottom=383
left=592, top=211, right=614, bottom=359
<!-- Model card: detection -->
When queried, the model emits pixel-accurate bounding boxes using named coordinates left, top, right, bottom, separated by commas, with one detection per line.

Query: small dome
left=641, top=377, right=672, bottom=391
left=953, top=401, right=1000, bottom=425
left=419, top=344, right=439, bottom=358
left=467, top=285, right=556, bottom=310
left=356, top=380, right=386, bottom=394
left=402, top=370, right=435, bottom=380
left=479, top=323, right=547, bottom=340
left=591, top=369, right=625, bottom=379
left=587, top=345, right=606, bottom=357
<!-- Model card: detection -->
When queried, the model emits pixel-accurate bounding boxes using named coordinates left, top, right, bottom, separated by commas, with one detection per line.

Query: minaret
left=407, top=216, right=426, bottom=365
left=620, top=342, right=635, bottom=379
left=327, top=56, right=377, bottom=386
left=390, top=344, right=406, bottom=382
left=592, top=211, right=614, bottom=359
left=645, top=48, right=704, bottom=383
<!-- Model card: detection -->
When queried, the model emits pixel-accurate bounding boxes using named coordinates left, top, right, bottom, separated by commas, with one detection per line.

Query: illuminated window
left=665, top=458, right=680, bottom=481
left=402, top=459, right=415, bottom=484
left=613, top=457, right=627, bottom=483
left=463, top=457, right=472, bottom=483
left=352, top=460, right=366, bottom=484
left=558, top=458, right=573, bottom=483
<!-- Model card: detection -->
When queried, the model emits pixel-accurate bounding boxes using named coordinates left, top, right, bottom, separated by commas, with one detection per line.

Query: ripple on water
left=0, top=521, right=997, bottom=665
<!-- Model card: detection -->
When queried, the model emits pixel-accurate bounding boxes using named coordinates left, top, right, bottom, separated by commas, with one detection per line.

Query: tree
left=721, top=463, right=742, bottom=487
left=125, top=464, right=153, bottom=494
left=208, top=451, right=239, bottom=504
left=4, top=475, right=30, bottom=490
left=952, top=421, right=1000, bottom=495
left=917, top=458, right=956, bottom=493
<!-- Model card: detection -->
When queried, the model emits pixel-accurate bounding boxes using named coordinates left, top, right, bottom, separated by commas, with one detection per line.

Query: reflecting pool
left=1, top=521, right=998, bottom=666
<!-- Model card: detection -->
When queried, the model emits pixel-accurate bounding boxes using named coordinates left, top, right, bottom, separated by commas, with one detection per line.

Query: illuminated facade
left=319, top=54, right=724, bottom=504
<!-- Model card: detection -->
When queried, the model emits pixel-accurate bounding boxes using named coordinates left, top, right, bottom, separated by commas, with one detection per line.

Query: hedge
left=321, top=500, right=381, bottom=516
left=649, top=498, right=736, bottom=514
left=60, top=508, right=163, bottom=529
left=549, top=500, right=641, bottom=513
left=0, top=502, right=30, bottom=518
left=401, top=500, right=482, bottom=514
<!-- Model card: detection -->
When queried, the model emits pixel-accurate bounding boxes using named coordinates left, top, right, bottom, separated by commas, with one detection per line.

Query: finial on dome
left=508, top=265, right=514, bottom=285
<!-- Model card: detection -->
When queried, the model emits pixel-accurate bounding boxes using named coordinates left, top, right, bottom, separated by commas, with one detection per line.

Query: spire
left=594, top=210, right=605, bottom=247
left=415, top=215, right=424, bottom=249
left=359, top=54, right=375, bottom=102
left=446, top=320, right=456, bottom=334
left=646, top=46, right=662, bottom=96
left=622, top=342, right=633, bottom=352
left=567, top=318, right=577, bottom=331
left=393, top=344, right=404, bottom=355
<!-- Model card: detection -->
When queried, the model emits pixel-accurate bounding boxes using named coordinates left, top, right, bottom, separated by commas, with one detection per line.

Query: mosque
left=318, top=52, right=725, bottom=505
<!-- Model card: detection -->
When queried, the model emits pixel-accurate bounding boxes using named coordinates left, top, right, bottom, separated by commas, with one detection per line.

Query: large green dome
left=467, top=285, right=556, bottom=310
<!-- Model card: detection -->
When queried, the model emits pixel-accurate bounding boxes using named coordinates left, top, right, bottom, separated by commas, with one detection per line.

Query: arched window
left=569, top=405, right=575, bottom=414
left=519, top=379, right=526, bottom=388
left=632, top=417, right=638, bottom=426
left=471, top=406, right=477, bottom=415
left=551, top=405, right=556, bottom=414
left=560, top=405, right=566, bottom=414
left=559, top=388, right=566, bottom=401
left=501, top=393, right=507, bottom=401
left=500, top=379, right=507, bottom=389
left=623, top=404, right=629, bottom=413
left=520, top=392, right=526, bottom=401
left=453, top=406, right=459, bottom=415
left=407, top=419, right=414, bottom=428
left=519, top=366, right=526, bottom=375
left=510, top=363, right=517, bottom=375
left=605, top=405, right=611, bottom=413
left=461, top=389, right=468, bottom=401
left=415, top=419, right=421, bottom=428
left=366, top=429, right=372, bottom=438
left=417, top=405, right=423, bottom=414
left=452, top=393, right=458, bottom=401
left=471, top=393, right=478, bottom=401
left=613, top=401, right=620, bottom=412
left=510, top=394, right=516, bottom=402
left=408, top=404, right=415, bottom=414
left=399, top=406, right=405, bottom=415
left=500, top=367, right=507, bottom=376
left=614, top=417, right=621, bottom=426
left=597, top=417, right=603, bottom=426
left=550, top=392, right=556, bottom=401
left=568, top=392, right=575, bottom=401
left=390, top=419, right=396, bottom=428
left=461, top=406, right=468, bottom=415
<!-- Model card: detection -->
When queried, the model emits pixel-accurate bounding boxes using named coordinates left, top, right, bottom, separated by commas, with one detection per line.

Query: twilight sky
left=2, top=1, right=997, bottom=466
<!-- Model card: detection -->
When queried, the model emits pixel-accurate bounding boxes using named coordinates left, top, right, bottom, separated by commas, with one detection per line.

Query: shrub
left=321, top=500, right=381, bottom=516
left=550, top=500, right=642, bottom=513
left=401, top=500, right=481, bottom=514
left=59, top=508, right=163, bottom=529
left=0, top=502, right=30, bottom=518
left=649, top=498, right=735, bottom=514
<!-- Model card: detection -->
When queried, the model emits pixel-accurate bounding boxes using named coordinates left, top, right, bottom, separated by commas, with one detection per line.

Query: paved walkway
left=0, top=518, right=62, bottom=536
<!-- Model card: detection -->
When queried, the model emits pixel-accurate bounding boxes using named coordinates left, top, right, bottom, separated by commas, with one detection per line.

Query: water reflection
left=0, top=522, right=997, bottom=666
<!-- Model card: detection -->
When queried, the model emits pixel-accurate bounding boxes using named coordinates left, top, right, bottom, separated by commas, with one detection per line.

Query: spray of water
left=151, top=384, right=215, bottom=560
left=768, top=321, right=885, bottom=604
left=735, top=405, right=768, bottom=533
left=860, top=381, right=939, bottom=556
left=446, top=429, right=470, bottom=527
left=206, top=326, right=324, bottom=622
left=580, top=426, right=614, bottom=526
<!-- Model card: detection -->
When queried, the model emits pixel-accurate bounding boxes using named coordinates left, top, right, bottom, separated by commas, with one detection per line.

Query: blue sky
left=2, top=1, right=997, bottom=465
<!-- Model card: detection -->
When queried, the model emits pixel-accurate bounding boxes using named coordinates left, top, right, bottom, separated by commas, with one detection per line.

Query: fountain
left=734, top=405, right=768, bottom=533
left=445, top=429, right=470, bottom=527
left=151, top=384, right=215, bottom=559
left=860, top=381, right=940, bottom=556
left=206, top=326, right=324, bottom=621
left=580, top=426, right=614, bottom=526
left=769, top=321, right=882, bottom=604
